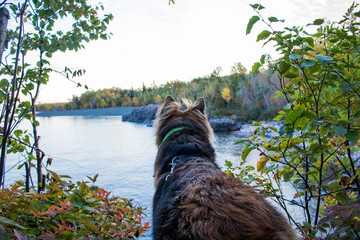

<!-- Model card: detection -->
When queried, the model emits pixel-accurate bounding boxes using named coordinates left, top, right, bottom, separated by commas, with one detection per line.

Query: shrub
left=0, top=171, right=149, bottom=239
left=228, top=2, right=360, bottom=239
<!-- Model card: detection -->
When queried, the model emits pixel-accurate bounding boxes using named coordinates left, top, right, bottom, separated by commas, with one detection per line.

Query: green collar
left=161, top=127, right=186, bottom=144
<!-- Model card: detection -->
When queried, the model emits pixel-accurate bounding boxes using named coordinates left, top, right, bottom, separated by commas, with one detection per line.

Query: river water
left=6, top=115, right=249, bottom=239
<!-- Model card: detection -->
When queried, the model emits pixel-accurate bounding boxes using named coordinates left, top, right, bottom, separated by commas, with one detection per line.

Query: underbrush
left=0, top=171, right=149, bottom=239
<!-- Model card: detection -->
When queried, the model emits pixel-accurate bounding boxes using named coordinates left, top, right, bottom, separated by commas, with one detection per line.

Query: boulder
left=123, top=105, right=240, bottom=132
left=208, top=117, right=240, bottom=132
left=122, top=104, right=159, bottom=126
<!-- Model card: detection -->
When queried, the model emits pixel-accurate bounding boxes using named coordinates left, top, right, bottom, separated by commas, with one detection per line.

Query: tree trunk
left=0, top=7, right=9, bottom=64
left=0, top=7, right=9, bottom=187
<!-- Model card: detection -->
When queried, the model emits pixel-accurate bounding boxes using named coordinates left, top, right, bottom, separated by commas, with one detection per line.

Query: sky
left=36, top=0, right=356, bottom=103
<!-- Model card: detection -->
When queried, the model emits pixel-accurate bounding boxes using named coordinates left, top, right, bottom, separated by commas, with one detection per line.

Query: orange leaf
left=144, top=222, right=150, bottom=229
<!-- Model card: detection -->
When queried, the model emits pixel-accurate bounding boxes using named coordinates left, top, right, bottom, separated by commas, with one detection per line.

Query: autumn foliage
left=0, top=171, right=149, bottom=239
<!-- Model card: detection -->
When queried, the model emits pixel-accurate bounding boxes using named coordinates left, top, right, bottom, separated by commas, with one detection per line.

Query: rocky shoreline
left=122, top=104, right=241, bottom=132
left=37, top=105, right=243, bottom=132
left=122, top=104, right=158, bottom=127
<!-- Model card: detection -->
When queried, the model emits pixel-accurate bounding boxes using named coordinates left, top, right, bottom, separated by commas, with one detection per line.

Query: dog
left=153, top=96, right=297, bottom=240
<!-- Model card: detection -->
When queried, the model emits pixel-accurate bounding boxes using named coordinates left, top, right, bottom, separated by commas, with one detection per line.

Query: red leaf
left=126, top=231, right=136, bottom=237
left=144, top=221, right=150, bottom=229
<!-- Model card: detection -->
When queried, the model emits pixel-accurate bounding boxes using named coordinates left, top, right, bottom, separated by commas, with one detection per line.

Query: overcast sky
left=37, top=0, right=356, bottom=103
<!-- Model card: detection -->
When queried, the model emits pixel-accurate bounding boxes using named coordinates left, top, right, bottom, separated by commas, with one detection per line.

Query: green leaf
left=336, top=192, right=349, bottom=203
left=0, top=79, right=8, bottom=88
left=313, top=18, right=324, bottom=25
left=225, top=160, right=233, bottom=168
left=83, top=206, right=100, bottom=214
left=294, top=117, right=307, bottom=129
left=0, top=216, right=26, bottom=230
left=303, top=221, right=312, bottom=230
left=235, top=139, right=249, bottom=145
left=279, top=125, right=287, bottom=135
left=47, top=169, right=61, bottom=182
left=0, top=225, right=9, bottom=240
left=21, top=89, right=28, bottom=96
left=339, top=82, right=354, bottom=92
left=87, top=174, right=99, bottom=183
left=340, top=41, right=350, bottom=47
left=26, top=83, right=34, bottom=91
left=283, top=72, right=297, bottom=78
left=251, top=62, right=261, bottom=73
left=34, top=120, right=40, bottom=127
left=354, top=12, right=360, bottom=17
left=260, top=54, right=266, bottom=64
left=250, top=4, right=265, bottom=10
left=291, top=64, right=302, bottom=70
left=21, top=101, right=31, bottom=108
left=289, top=54, right=302, bottom=60
left=316, top=55, right=333, bottom=64
left=278, top=61, right=290, bottom=73
left=14, top=129, right=23, bottom=138
left=285, top=108, right=303, bottom=124
left=301, top=61, right=315, bottom=68
left=345, top=131, right=360, bottom=143
left=283, top=103, right=291, bottom=110
left=303, top=110, right=318, bottom=121
left=246, top=15, right=260, bottom=35
left=273, top=114, right=283, bottom=121
left=268, top=16, right=278, bottom=22
left=80, top=219, right=99, bottom=233
left=242, top=144, right=254, bottom=161
left=256, top=30, right=271, bottom=42
left=332, top=125, right=347, bottom=136
left=304, top=37, right=314, bottom=47
left=268, top=164, right=276, bottom=171
left=283, top=170, right=294, bottom=181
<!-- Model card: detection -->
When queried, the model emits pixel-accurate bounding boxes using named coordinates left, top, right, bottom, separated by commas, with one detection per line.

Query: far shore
left=36, top=106, right=267, bottom=133
left=36, top=107, right=137, bottom=117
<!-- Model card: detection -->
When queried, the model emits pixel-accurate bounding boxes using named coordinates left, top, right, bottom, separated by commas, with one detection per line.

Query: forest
left=37, top=64, right=285, bottom=122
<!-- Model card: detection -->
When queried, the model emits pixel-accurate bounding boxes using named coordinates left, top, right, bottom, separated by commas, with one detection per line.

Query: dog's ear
left=158, top=95, right=176, bottom=116
left=194, top=97, right=205, bottom=114
left=164, top=96, right=175, bottom=105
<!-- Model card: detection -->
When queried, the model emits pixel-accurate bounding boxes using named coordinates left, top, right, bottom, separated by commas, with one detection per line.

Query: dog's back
left=153, top=96, right=297, bottom=240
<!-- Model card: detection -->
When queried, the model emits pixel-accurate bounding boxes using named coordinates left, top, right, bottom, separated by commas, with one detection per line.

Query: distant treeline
left=38, top=64, right=285, bottom=121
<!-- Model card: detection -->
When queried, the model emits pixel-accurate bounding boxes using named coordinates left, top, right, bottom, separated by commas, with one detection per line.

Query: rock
left=208, top=117, right=240, bottom=132
left=122, top=105, right=240, bottom=132
left=122, top=104, right=159, bottom=126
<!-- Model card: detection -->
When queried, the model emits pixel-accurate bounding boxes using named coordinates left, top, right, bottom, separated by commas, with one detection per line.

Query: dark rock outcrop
left=122, top=105, right=241, bottom=132
left=208, top=117, right=240, bottom=132
left=122, top=104, right=159, bottom=127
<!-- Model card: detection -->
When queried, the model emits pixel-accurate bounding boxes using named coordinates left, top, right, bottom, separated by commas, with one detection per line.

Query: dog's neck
left=154, top=129, right=216, bottom=185
left=159, top=126, right=187, bottom=148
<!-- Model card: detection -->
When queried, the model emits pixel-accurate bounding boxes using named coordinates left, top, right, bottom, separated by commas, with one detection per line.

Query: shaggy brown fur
left=153, top=96, right=297, bottom=240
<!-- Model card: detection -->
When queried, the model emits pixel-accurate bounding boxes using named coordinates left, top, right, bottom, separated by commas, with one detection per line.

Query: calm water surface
left=6, top=116, right=245, bottom=239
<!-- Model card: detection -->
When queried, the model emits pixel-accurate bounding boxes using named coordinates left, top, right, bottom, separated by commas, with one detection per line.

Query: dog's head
left=154, top=96, right=213, bottom=147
